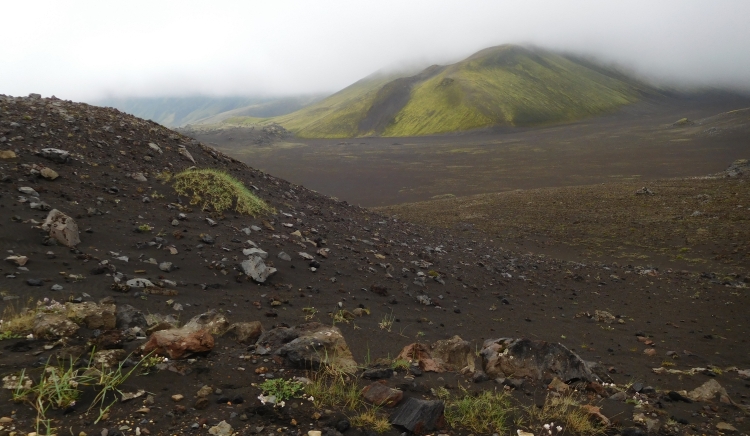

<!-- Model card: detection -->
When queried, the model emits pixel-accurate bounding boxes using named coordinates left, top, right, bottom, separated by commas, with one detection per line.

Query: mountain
left=273, top=45, right=659, bottom=137
left=96, top=95, right=323, bottom=127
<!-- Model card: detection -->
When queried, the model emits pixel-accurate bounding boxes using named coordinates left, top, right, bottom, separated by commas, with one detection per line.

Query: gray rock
left=39, top=148, right=70, bottom=163
left=50, top=284, right=63, bottom=291
left=131, top=172, right=147, bottom=182
left=116, top=304, right=148, bottom=329
left=250, top=225, right=262, bottom=232
left=241, top=256, right=276, bottom=283
left=362, top=368, right=394, bottom=380
left=27, top=279, right=43, bottom=286
left=41, top=209, right=80, bottom=247
left=481, top=338, right=599, bottom=383
left=208, top=421, right=233, bottom=436
left=225, top=321, right=264, bottom=344
left=126, top=278, right=155, bottom=288
left=277, top=251, right=291, bottom=261
left=159, top=262, right=174, bottom=272
left=182, top=310, right=230, bottom=335
left=148, top=143, right=163, bottom=154
left=390, top=397, right=444, bottom=433
left=243, top=248, right=268, bottom=259
left=258, top=322, right=357, bottom=373
left=33, top=313, right=79, bottom=339
left=18, top=187, right=39, bottom=197
left=29, top=201, right=51, bottom=211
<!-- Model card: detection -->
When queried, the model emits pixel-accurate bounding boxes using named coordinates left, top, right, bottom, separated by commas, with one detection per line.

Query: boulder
left=481, top=338, right=599, bottom=383
left=241, top=256, right=276, bottom=283
left=208, top=421, right=233, bottom=436
left=65, top=302, right=116, bottom=330
left=362, top=381, right=403, bottom=407
left=141, top=328, right=215, bottom=359
left=257, top=322, right=356, bottom=373
left=225, top=321, right=263, bottom=344
left=430, top=335, right=475, bottom=373
left=41, top=209, right=80, bottom=247
left=115, top=304, right=148, bottom=329
left=390, top=397, right=445, bottom=434
left=33, top=313, right=79, bottom=339
left=687, top=379, right=732, bottom=403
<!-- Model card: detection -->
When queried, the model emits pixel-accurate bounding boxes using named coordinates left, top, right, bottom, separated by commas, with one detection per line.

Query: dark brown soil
left=0, top=94, right=748, bottom=436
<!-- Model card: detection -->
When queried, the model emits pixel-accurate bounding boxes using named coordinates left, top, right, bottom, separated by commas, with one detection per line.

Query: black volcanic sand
left=0, top=95, right=748, bottom=435
left=193, top=92, right=750, bottom=207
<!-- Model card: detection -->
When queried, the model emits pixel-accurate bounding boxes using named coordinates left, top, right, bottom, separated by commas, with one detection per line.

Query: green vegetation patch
left=169, top=168, right=272, bottom=216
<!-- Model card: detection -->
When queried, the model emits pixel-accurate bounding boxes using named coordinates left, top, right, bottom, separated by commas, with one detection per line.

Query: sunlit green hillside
left=271, top=45, right=657, bottom=138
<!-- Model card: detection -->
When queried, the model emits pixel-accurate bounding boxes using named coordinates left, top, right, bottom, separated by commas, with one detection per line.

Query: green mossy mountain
left=272, top=45, right=658, bottom=138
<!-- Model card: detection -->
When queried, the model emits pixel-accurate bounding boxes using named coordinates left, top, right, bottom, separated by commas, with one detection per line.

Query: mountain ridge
left=271, top=44, right=660, bottom=137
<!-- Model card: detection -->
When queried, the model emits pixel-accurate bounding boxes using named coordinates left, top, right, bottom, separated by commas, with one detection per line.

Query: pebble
left=50, top=284, right=63, bottom=291
left=26, top=279, right=43, bottom=286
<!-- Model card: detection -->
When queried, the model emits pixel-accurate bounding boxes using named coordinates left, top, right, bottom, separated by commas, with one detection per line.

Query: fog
left=2, top=1, right=749, bottom=101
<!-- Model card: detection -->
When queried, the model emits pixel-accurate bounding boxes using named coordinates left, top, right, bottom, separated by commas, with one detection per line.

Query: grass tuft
left=169, top=168, right=272, bottom=216
left=349, top=407, right=392, bottom=433
left=437, top=386, right=512, bottom=434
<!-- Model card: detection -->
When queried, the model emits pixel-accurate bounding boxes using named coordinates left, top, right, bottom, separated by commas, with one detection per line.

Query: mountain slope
left=275, top=45, right=658, bottom=138
left=97, top=95, right=322, bottom=127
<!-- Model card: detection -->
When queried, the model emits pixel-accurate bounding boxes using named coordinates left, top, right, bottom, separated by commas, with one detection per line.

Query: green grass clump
left=170, top=168, right=272, bottom=216
left=436, top=387, right=512, bottom=434
left=258, top=378, right=305, bottom=402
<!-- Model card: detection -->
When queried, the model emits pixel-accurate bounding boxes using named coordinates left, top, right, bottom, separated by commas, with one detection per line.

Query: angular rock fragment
left=225, top=321, right=263, bottom=344
left=41, top=209, right=80, bottom=247
left=141, top=328, right=214, bottom=359
left=390, top=397, right=445, bottom=434
left=481, top=338, right=599, bottom=383
left=241, top=256, right=276, bottom=283
left=430, top=335, right=475, bottom=373
left=33, top=313, right=79, bottom=339
left=65, top=302, right=116, bottom=329
left=362, top=381, right=403, bottom=407
left=257, top=322, right=356, bottom=373
left=39, top=148, right=70, bottom=163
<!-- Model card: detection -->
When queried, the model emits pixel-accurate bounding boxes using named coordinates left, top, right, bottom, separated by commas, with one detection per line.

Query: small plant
left=661, top=360, right=675, bottom=367
left=378, top=310, right=395, bottom=332
left=137, top=224, right=153, bottom=233
left=350, top=407, right=392, bottom=433
left=390, top=358, right=411, bottom=371
left=171, top=168, right=272, bottom=216
left=302, top=306, right=319, bottom=321
left=151, top=191, right=165, bottom=199
left=331, top=309, right=352, bottom=325
left=305, top=366, right=360, bottom=411
left=139, top=354, right=167, bottom=375
left=258, top=378, right=305, bottom=403
left=437, top=387, right=512, bottom=434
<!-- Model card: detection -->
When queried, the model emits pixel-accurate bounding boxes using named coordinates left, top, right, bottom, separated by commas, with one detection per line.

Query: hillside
left=97, top=95, right=322, bottom=127
left=0, top=94, right=748, bottom=435
left=272, top=45, right=658, bottom=137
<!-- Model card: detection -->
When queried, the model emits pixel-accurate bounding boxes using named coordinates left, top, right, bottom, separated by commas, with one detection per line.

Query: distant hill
left=271, top=45, right=660, bottom=138
left=96, top=95, right=323, bottom=127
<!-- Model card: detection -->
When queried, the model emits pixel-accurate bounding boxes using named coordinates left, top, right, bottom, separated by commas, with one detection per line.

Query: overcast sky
left=2, top=0, right=749, bottom=101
